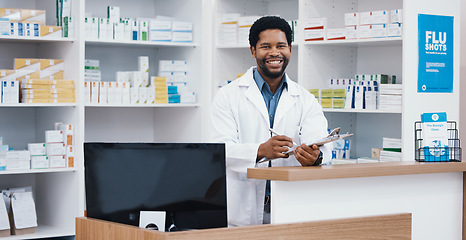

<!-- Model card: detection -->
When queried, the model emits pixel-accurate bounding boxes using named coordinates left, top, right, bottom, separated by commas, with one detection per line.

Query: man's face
left=250, top=29, right=292, bottom=80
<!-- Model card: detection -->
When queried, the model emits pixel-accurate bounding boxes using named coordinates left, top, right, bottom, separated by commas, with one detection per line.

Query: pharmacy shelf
left=0, top=168, right=77, bottom=175
left=85, top=103, right=200, bottom=108
left=323, top=108, right=402, bottom=114
left=1, top=225, right=74, bottom=240
left=0, top=36, right=75, bottom=43
left=85, top=39, right=198, bottom=48
left=0, top=103, right=77, bottom=107
left=304, top=37, right=402, bottom=47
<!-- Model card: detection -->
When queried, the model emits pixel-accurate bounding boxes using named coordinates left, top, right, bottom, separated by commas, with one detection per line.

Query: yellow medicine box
left=14, top=58, right=41, bottom=71
left=320, top=89, right=334, bottom=98
left=151, top=76, right=167, bottom=86
left=332, top=98, right=345, bottom=109
left=39, top=26, right=62, bottom=38
left=333, top=89, right=346, bottom=98
left=320, top=98, right=333, bottom=108
left=18, top=71, right=64, bottom=80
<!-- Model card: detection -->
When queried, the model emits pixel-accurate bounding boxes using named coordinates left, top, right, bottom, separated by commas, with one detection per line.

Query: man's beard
left=258, top=57, right=289, bottom=79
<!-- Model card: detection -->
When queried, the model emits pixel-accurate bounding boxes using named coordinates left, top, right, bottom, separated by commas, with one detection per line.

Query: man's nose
left=268, top=46, right=279, bottom=55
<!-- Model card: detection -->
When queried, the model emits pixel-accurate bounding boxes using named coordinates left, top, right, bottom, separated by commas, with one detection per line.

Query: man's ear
left=250, top=46, right=256, bottom=58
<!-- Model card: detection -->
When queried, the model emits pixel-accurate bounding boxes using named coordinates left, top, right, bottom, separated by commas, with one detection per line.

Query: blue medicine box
left=168, top=94, right=180, bottom=103
left=168, top=86, right=178, bottom=95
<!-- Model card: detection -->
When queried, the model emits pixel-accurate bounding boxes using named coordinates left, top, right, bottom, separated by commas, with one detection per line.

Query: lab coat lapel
left=274, top=77, right=299, bottom=127
left=239, top=68, right=269, bottom=126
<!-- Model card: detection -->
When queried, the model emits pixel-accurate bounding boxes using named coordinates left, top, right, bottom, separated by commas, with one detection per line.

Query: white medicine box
left=45, top=130, right=64, bottom=143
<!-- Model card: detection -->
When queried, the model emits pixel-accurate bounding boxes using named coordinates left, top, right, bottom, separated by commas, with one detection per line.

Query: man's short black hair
left=249, top=16, right=292, bottom=48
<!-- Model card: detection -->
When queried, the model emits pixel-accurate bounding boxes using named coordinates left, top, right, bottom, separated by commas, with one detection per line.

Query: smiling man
left=211, top=16, right=331, bottom=226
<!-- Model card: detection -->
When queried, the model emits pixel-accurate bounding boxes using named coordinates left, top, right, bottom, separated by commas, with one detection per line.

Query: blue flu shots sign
left=418, top=14, right=454, bottom=93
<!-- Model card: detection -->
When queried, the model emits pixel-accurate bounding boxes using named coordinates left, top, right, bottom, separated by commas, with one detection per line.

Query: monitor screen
left=84, top=143, right=227, bottom=231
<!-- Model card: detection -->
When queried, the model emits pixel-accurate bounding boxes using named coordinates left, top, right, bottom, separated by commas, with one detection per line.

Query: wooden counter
left=247, top=161, right=466, bottom=181
left=76, top=214, right=411, bottom=240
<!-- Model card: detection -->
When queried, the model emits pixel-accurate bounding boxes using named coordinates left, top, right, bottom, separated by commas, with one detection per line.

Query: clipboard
left=257, top=128, right=353, bottom=164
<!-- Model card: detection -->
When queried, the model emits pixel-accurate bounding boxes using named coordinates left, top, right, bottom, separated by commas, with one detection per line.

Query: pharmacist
left=211, top=16, right=331, bottom=227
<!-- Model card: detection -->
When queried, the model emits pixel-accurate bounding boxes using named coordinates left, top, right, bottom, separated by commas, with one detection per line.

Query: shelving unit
left=0, top=0, right=460, bottom=238
left=0, top=0, right=83, bottom=238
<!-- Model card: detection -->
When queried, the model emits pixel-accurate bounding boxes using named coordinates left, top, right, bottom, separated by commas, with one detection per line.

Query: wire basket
left=414, top=121, right=462, bottom=162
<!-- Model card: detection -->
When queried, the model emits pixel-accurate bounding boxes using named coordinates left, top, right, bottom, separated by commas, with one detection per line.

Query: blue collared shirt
left=253, top=68, right=288, bottom=128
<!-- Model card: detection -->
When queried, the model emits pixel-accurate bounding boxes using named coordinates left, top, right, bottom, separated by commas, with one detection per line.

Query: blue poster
left=418, top=14, right=454, bottom=93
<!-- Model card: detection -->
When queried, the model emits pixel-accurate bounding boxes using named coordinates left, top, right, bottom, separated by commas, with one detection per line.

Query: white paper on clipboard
left=257, top=133, right=353, bottom=164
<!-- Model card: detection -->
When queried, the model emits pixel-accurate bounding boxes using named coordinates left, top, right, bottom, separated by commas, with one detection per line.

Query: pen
left=269, top=128, right=298, bottom=147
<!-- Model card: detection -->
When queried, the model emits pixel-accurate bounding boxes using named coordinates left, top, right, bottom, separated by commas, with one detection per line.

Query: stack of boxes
left=310, top=79, right=351, bottom=109
left=3, top=150, right=30, bottom=171
left=44, top=123, right=74, bottom=168
left=158, top=60, right=195, bottom=103
left=1, top=58, right=74, bottom=104
left=149, top=18, right=171, bottom=42
left=15, top=58, right=75, bottom=103
left=45, top=129, right=66, bottom=168
left=172, top=21, right=193, bottom=43
left=379, top=83, right=402, bottom=110
left=57, top=123, right=74, bottom=168
left=303, top=8, right=403, bottom=41
left=319, top=88, right=346, bottom=109
left=0, top=123, right=74, bottom=171
left=152, top=76, right=168, bottom=104
left=311, top=74, right=399, bottom=110
left=343, top=74, right=398, bottom=110
left=0, top=6, right=69, bottom=38
left=217, top=13, right=240, bottom=45
left=29, top=143, right=47, bottom=169
left=303, top=18, right=327, bottom=41
left=84, top=57, right=196, bottom=105
left=84, top=6, right=193, bottom=43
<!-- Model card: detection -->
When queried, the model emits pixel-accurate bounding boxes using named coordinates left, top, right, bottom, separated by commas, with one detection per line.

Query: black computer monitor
left=84, top=143, right=227, bottom=231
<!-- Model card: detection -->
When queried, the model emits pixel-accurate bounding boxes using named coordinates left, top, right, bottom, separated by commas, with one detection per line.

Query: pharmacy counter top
left=247, top=161, right=466, bottom=181
left=247, top=161, right=466, bottom=239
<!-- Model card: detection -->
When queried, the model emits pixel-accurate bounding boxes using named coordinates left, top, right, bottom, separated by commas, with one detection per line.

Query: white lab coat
left=211, top=67, right=331, bottom=227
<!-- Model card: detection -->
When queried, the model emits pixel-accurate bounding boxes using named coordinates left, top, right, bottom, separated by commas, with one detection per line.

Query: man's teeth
left=268, top=60, right=281, bottom=64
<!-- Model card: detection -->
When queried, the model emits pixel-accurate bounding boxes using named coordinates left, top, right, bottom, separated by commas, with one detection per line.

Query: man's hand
left=294, top=144, right=321, bottom=166
left=257, top=135, right=293, bottom=161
